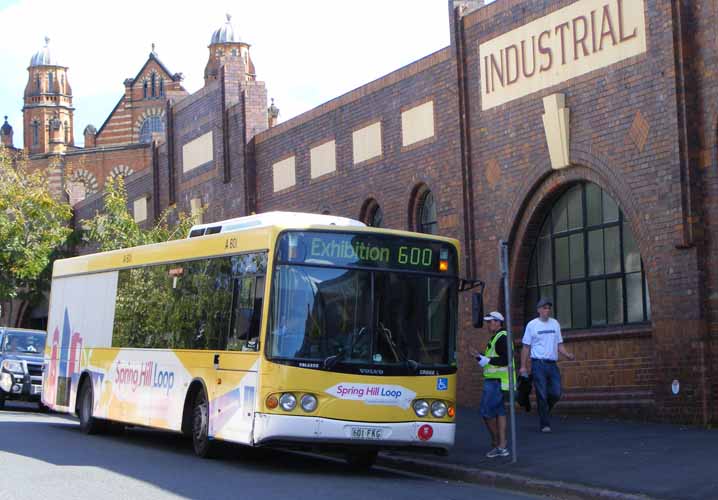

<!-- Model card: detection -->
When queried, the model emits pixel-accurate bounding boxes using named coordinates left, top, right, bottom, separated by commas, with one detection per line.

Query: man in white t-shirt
left=519, top=297, right=574, bottom=432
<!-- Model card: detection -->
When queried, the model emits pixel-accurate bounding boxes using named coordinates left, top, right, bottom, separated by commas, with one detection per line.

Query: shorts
left=480, top=379, right=506, bottom=418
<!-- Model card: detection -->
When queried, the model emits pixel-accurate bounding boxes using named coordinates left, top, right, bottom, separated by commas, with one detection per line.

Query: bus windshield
left=267, top=231, right=458, bottom=373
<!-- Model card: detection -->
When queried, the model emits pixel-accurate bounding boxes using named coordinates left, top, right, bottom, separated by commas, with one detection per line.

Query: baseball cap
left=537, top=297, right=553, bottom=308
left=483, top=311, right=505, bottom=322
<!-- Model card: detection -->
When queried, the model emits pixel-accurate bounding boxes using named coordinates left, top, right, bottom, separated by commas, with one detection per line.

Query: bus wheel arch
left=182, top=379, right=217, bottom=458
left=181, top=379, right=206, bottom=438
left=76, top=372, right=103, bottom=434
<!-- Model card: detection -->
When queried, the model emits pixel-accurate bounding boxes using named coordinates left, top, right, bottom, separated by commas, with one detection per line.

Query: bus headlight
left=413, top=399, right=430, bottom=417
left=1, top=360, right=24, bottom=374
left=431, top=401, right=448, bottom=418
left=300, top=394, right=318, bottom=412
left=279, top=393, right=297, bottom=411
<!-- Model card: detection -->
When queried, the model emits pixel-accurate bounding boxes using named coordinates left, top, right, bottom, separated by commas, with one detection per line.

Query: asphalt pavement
left=0, top=402, right=539, bottom=500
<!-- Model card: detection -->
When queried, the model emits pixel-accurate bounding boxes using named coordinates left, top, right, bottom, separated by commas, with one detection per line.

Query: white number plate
left=32, top=385, right=42, bottom=395
left=350, top=426, right=384, bottom=440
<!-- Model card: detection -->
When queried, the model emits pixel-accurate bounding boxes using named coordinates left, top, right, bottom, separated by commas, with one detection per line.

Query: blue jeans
left=531, top=359, right=561, bottom=429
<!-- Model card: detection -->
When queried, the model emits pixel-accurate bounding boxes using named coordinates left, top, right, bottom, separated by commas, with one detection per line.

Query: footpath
left=379, top=407, right=718, bottom=500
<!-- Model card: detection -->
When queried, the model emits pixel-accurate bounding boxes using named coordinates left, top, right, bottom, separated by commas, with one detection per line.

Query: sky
left=0, top=0, right=492, bottom=147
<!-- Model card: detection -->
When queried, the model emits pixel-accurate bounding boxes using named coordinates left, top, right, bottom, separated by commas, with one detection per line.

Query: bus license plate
left=351, top=427, right=384, bottom=440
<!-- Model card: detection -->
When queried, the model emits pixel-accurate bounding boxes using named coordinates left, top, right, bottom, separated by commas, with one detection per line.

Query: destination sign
left=276, top=231, right=457, bottom=274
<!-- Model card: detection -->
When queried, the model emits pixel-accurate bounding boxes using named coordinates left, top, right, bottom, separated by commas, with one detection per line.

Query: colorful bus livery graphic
left=326, top=383, right=416, bottom=409
left=114, top=361, right=175, bottom=396
left=45, top=309, right=85, bottom=407
left=44, top=212, right=461, bottom=465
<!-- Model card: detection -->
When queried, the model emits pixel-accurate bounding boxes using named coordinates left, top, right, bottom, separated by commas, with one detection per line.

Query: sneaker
left=485, top=447, right=501, bottom=458
left=496, top=447, right=510, bottom=457
left=541, top=426, right=552, bottom=433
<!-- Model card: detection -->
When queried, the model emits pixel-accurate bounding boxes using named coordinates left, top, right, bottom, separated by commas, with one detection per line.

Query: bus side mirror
left=472, top=292, right=484, bottom=328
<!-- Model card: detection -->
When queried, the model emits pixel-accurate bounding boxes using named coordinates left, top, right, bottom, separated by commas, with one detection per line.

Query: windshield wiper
left=378, top=322, right=419, bottom=372
left=323, top=348, right=347, bottom=370
left=405, top=359, right=419, bottom=372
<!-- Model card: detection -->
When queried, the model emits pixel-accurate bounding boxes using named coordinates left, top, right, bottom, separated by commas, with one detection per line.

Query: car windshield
left=267, top=264, right=457, bottom=368
left=3, top=332, right=46, bottom=354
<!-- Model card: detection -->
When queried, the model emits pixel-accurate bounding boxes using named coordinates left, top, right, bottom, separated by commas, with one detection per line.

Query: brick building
left=4, top=1, right=716, bottom=424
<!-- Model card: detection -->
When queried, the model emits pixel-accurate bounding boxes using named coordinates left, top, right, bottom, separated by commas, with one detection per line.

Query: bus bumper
left=253, top=413, right=454, bottom=450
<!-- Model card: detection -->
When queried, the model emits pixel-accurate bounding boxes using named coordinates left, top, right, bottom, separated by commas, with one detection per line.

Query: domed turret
left=23, top=37, right=74, bottom=153
left=204, top=14, right=255, bottom=85
left=1, top=116, right=13, bottom=147
left=30, top=37, right=58, bottom=67
left=211, top=14, right=240, bottom=45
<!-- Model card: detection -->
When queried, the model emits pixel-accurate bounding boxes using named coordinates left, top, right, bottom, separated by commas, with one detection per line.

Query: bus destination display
left=278, top=231, right=457, bottom=273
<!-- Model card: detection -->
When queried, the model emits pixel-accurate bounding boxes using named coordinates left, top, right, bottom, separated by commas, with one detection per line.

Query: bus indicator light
left=266, top=395, right=279, bottom=409
left=439, top=260, right=449, bottom=272
left=418, top=424, right=433, bottom=441
left=447, top=406, right=456, bottom=418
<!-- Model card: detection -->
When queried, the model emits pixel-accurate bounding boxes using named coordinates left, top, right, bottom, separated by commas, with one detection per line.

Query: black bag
left=516, top=374, right=533, bottom=412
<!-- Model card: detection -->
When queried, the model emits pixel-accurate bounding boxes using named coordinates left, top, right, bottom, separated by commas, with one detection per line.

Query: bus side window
left=227, top=276, right=264, bottom=351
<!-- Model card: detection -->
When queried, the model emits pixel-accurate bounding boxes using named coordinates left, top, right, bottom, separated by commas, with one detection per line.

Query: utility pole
left=500, top=240, right=517, bottom=463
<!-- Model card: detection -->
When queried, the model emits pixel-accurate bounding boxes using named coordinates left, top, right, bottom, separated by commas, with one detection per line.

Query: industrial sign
left=479, top=0, right=647, bottom=110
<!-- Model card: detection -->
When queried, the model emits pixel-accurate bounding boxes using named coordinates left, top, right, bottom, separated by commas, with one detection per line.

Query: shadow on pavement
left=0, top=403, right=415, bottom=500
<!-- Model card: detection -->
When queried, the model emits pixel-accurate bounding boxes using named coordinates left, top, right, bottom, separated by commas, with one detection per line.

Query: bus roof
left=53, top=215, right=460, bottom=278
left=188, top=212, right=365, bottom=238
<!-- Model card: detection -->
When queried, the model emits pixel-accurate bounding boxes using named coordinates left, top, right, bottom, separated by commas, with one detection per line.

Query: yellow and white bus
left=43, top=212, right=461, bottom=466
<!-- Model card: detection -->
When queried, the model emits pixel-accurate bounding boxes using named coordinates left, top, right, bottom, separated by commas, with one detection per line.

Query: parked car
left=0, top=327, right=47, bottom=409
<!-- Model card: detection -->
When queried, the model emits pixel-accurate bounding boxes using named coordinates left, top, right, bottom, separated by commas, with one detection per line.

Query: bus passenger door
left=211, top=275, right=264, bottom=445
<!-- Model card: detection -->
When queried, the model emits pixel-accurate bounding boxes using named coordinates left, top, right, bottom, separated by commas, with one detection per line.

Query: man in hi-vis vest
left=471, top=311, right=515, bottom=458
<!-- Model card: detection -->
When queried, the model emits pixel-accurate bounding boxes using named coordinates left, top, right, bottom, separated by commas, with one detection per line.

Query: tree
left=0, top=149, right=73, bottom=326
left=82, top=175, right=195, bottom=252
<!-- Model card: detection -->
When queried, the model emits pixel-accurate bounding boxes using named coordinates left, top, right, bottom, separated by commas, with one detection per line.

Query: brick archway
left=504, top=162, right=655, bottom=332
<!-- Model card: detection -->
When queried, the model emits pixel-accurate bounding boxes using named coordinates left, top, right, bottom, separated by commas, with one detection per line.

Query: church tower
left=23, top=37, right=75, bottom=154
left=204, top=14, right=256, bottom=85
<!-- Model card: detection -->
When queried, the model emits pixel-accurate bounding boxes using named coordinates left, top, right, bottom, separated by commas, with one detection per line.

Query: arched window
left=31, top=121, right=39, bottom=145
left=64, top=121, right=69, bottom=144
left=143, top=81, right=148, bottom=99
left=60, top=74, right=64, bottom=93
left=360, top=199, right=383, bottom=228
left=159, top=77, right=164, bottom=97
left=35, top=75, right=41, bottom=92
left=151, top=74, right=156, bottom=97
left=48, top=72, right=54, bottom=92
left=418, top=190, right=438, bottom=234
left=139, top=115, right=164, bottom=143
left=524, top=182, right=650, bottom=329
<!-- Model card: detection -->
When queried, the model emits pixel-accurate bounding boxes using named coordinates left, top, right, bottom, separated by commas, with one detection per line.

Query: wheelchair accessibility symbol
left=436, top=377, right=448, bottom=391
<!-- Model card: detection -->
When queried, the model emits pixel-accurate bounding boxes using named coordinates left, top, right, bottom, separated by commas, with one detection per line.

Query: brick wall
left=459, top=0, right=712, bottom=423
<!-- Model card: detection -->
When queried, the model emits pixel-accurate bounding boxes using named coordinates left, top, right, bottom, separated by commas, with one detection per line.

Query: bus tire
left=346, top=449, right=377, bottom=470
left=191, top=389, right=216, bottom=458
left=78, top=379, right=103, bottom=435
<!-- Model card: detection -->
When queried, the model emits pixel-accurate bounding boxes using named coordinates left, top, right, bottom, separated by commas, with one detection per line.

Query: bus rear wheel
left=346, top=449, right=378, bottom=470
left=78, top=380, right=103, bottom=435
left=192, top=389, right=216, bottom=458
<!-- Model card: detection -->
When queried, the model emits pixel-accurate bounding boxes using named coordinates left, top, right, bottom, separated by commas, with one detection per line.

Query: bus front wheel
left=192, top=389, right=217, bottom=458
left=78, top=380, right=103, bottom=435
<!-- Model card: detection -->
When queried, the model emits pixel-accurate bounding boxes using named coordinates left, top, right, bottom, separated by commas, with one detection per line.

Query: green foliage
left=81, top=175, right=207, bottom=349
left=82, top=176, right=195, bottom=252
left=0, top=149, right=72, bottom=308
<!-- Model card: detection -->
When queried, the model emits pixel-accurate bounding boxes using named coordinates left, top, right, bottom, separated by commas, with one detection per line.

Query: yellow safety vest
left=483, top=330, right=515, bottom=391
